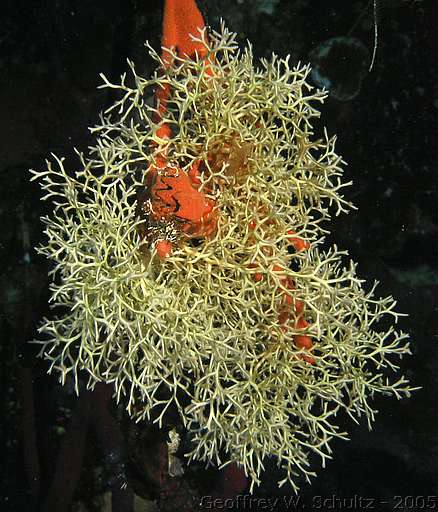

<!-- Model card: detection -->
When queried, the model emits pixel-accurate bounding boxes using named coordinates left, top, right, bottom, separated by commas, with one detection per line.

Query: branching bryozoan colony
left=32, top=25, right=413, bottom=491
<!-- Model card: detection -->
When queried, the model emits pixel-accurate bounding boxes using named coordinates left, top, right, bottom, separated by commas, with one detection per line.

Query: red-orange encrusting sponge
left=247, top=221, right=315, bottom=363
left=156, top=0, right=212, bottom=123
left=137, top=0, right=217, bottom=256
left=156, top=239, right=173, bottom=259
left=161, top=0, right=209, bottom=62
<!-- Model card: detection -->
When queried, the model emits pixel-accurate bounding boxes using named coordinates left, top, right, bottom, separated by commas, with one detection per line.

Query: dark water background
left=1, top=0, right=437, bottom=511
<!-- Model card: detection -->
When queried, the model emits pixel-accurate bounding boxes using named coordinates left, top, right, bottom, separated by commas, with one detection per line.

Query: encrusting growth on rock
left=31, top=20, right=413, bottom=492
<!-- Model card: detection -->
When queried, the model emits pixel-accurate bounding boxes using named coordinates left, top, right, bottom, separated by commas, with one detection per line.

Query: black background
left=1, top=1, right=437, bottom=510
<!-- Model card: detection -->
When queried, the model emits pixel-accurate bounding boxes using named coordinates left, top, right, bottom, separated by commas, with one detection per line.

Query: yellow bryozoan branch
left=31, top=24, right=413, bottom=492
